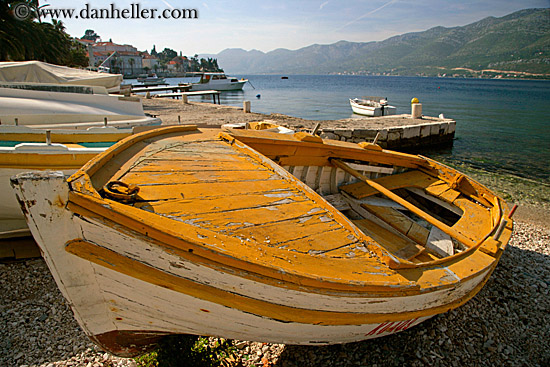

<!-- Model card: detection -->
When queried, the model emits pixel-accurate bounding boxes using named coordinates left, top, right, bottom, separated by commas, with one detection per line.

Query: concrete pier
left=140, top=98, right=455, bottom=151
left=319, top=114, right=456, bottom=150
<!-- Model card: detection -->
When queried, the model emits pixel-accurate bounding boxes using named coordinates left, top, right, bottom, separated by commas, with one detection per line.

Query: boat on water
left=137, top=73, right=166, bottom=86
left=12, top=126, right=513, bottom=356
left=350, top=97, right=397, bottom=117
left=190, top=72, right=248, bottom=91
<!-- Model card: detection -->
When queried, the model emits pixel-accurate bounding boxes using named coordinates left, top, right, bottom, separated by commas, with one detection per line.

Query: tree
left=158, top=48, right=177, bottom=62
left=82, top=29, right=100, bottom=42
left=0, top=1, right=88, bottom=67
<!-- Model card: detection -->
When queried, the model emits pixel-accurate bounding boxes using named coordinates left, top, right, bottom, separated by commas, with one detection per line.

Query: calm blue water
left=130, top=75, right=550, bottom=184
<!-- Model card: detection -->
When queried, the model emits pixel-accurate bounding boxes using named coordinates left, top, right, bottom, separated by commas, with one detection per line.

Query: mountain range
left=202, top=8, right=550, bottom=77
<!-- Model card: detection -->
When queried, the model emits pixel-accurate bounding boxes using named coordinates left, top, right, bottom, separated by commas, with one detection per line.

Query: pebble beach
left=1, top=99, right=548, bottom=367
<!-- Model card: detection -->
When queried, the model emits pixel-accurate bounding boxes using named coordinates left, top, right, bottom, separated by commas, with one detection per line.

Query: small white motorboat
left=190, top=73, right=247, bottom=91
left=350, top=97, right=397, bottom=117
left=137, top=73, right=166, bottom=86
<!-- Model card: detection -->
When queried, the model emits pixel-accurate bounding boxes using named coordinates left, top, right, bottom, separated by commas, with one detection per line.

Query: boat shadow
left=271, top=231, right=549, bottom=366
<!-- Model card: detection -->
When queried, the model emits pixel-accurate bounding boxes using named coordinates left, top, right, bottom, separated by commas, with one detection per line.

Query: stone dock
left=141, top=98, right=456, bottom=151
left=318, top=115, right=456, bottom=150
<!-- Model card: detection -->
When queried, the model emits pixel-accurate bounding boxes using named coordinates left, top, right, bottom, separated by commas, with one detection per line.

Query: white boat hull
left=0, top=85, right=161, bottom=129
left=13, top=171, right=499, bottom=356
left=190, top=80, right=247, bottom=91
left=350, top=99, right=397, bottom=117
left=0, top=144, right=108, bottom=238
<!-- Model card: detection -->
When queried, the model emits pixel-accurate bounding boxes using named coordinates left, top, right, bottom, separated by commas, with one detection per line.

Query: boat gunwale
left=62, top=236, right=505, bottom=326
left=63, top=127, right=510, bottom=296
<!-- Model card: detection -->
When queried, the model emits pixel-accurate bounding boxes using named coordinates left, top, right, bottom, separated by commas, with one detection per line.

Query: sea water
left=144, top=75, right=550, bottom=203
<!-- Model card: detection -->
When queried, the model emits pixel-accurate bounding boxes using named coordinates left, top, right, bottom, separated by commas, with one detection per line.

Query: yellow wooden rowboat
left=12, top=125, right=514, bottom=357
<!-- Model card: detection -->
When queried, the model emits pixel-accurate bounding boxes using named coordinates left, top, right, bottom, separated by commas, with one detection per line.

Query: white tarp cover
left=0, top=61, right=122, bottom=90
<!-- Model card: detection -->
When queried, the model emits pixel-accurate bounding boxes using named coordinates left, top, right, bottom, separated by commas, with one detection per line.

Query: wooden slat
left=230, top=213, right=343, bottom=246
left=347, top=162, right=394, bottom=175
left=134, top=179, right=293, bottom=201
left=363, top=204, right=430, bottom=246
left=352, top=219, right=424, bottom=261
left=122, top=169, right=278, bottom=186
left=174, top=201, right=329, bottom=232
left=274, top=229, right=359, bottom=254
left=340, top=170, right=439, bottom=199
left=134, top=191, right=308, bottom=216
left=129, top=159, right=257, bottom=172
left=323, top=243, right=374, bottom=259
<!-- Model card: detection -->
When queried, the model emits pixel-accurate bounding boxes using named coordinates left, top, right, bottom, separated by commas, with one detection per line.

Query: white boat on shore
left=0, top=83, right=160, bottom=129
left=0, top=60, right=122, bottom=93
left=190, top=72, right=247, bottom=91
left=350, top=97, right=397, bottom=117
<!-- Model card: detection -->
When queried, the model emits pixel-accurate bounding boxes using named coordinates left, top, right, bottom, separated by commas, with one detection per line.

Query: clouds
left=334, top=0, right=398, bottom=31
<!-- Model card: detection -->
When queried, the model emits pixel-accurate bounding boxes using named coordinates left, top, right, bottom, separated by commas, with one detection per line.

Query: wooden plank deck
left=117, top=138, right=365, bottom=258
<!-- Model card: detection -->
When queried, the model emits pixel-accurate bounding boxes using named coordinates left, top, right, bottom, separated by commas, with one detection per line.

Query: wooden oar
left=330, top=159, right=476, bottom=248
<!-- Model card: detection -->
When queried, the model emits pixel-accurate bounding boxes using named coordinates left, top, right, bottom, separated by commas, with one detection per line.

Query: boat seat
left=340, top=170, right=439, bottom=199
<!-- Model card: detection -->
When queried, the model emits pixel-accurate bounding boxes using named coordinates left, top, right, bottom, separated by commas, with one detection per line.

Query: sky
left=40, top=0, right=550, bottom=55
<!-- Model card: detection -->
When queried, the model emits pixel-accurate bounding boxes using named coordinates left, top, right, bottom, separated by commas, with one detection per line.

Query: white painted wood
left=323, top=194, right=351, bottom=211
left=353, top=196, right=406, bottom=210
left=74, top=214, right=488, bottom=315
left=346, top=162, right=394, bottom=175
left=304, top=166, right=321, bottom=190
left=318, top=166, right=333, bottom=195
left=0, top=167, right=78, bottom=237
left=426, top=227, right=455, bottom=257
left=11, top=172, right=115, bottom=336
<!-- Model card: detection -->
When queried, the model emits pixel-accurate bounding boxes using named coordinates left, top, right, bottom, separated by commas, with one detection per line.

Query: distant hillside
left=204, top=8, right=550, bottom=78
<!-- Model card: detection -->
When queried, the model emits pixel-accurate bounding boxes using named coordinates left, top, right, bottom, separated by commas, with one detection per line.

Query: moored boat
left=137, top=73, right=166, bottom=86
left=350, top=97, right=397, bottom=117
left=190, top=72, right=247, bottom=91
left=12, top=126, right=513, bottom=356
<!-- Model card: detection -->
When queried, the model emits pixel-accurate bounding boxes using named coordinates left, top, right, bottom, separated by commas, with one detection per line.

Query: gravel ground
left=1, top=216, right=548, bottom=367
